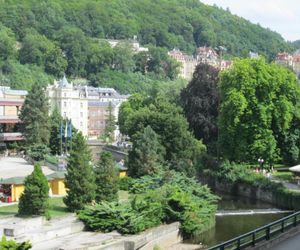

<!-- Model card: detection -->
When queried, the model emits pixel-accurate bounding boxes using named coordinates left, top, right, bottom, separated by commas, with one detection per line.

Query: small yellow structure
left=0, top=172, right=67, bottom=202
left=0, top=177, right=26, bottom=202
left=116, top=160, right=128, bottom=178
left=47, top=172, right=67, bottom=195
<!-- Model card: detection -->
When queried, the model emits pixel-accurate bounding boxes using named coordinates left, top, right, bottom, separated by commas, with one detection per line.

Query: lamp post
left=258, top=157, right=264, bottom=171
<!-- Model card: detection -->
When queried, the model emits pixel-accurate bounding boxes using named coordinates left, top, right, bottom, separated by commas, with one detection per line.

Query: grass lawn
left=0, top=197, right=71, bottom=218
left=118, top=190, right=129, bottom=203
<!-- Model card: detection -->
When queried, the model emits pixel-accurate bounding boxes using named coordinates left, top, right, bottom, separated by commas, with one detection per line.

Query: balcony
left=0, top=116, right=20, bottom=124
left=1, top=132, right=24, bottom=141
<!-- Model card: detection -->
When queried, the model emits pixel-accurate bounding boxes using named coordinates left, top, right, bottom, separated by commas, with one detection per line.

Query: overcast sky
left=201, top=0, right=300, bottom=41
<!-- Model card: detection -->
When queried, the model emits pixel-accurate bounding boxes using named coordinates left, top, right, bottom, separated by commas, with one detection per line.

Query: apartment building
left=0, top=86, right=27, bottom=143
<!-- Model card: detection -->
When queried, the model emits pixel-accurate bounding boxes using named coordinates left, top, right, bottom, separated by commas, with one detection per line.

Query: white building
left=47, top=76, right=89, bottom=136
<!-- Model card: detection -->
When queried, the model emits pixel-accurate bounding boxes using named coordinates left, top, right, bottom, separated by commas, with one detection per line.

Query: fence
left=207, top=211, right=300, bottom=250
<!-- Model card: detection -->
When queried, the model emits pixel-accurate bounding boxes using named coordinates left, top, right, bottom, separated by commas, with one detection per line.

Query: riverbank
left=200, top=171, right=300, bottom=211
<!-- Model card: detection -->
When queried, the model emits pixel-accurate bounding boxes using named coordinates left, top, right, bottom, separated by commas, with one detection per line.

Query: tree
left=104, top=102, right=116, bottom=142
left=112, top=42, right=135, bottom=73
left=219, top=58, right=300, bottom=164
left=181, top=63, right=220, bottom=153
left=128, top=126, right=164, bottom=177
left=94, top=151, right=119, bottom=202
left=64, top=132, right=96, bottom=212
left=119, top=95, right=206, bottom=176
left=49, top=107, right=63, bottom=155
left=19, top=82, right=50, bottom=145
left=19, top=30, right=67, bottom=77
left=0, top=24, right=17, bottom=61
left=55, top=26, right=89, bottom=77
left=18, top=164, right=49, bottom=216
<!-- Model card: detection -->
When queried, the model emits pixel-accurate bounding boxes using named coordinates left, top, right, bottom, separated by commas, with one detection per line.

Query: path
left=271, top=231, right=300, bottom=250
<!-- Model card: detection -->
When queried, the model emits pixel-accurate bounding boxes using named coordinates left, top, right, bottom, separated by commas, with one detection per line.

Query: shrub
left=119, top=176, right=134, bottom=191
left=0, top=236, right=31, bottom=250
left=27, top=144, right=50, bottom=161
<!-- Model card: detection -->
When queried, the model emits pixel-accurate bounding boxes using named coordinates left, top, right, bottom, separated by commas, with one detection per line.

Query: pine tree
left=128, top=126, right=164, bottom=178
left=18, top=164, right=49, bottom=216
left=104, top=102, right=116, bottom=142
left=49, top=107, right=63, bottom=155
left=94, top=151, right=119, bottom=202
left=19, top=82, right=50, bottom=145
left=63, top=132, right=96, bottom=212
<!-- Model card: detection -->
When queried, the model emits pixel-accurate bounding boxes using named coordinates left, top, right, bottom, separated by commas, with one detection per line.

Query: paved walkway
left=271, top=232, right=300, bottom=250
left=0, top=157, right=54, bottom=179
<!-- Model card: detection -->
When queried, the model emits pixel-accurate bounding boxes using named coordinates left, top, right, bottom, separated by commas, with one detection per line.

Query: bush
left=0, top=236, right=31, bottom=250
left=79, top=171, right=218, bottom=237
left=119, top=176, right=134, bottom=191
left=27, top=144, right=50, bottom=161
left=45, top=154, right=59, bottom=165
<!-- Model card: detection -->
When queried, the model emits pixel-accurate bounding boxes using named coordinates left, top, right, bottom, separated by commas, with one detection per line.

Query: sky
left=200, top=0, right=300, bottom=41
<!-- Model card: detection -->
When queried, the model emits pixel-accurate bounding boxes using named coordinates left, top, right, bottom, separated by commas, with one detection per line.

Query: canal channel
left=185, top=193, right=290, bottom=249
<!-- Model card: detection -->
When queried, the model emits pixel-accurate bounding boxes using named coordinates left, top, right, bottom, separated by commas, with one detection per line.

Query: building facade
left=168, top=47, right=232, bottom=80
left=47, top=76, right=89, bottom=136
left=0, top=86, right=27, bottom=144
left=47, top=77, right=128, bottom=140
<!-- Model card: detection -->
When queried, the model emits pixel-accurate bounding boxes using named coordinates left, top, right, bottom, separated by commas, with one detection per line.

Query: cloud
left=201, top=0, right=300, bottom=41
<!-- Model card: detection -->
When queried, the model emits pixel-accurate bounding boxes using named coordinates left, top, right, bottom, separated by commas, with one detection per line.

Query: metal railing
left=207, top=210, right=300, bottom=250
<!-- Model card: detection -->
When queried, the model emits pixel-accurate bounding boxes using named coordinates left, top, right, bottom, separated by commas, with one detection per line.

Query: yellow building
left=0, top=172, right=67, bottom=202
left=47, top=172, right=67, bottom=195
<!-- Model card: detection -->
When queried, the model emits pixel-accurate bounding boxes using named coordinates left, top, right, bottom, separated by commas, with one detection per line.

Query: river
left=185, top=194, right=290, bottom=249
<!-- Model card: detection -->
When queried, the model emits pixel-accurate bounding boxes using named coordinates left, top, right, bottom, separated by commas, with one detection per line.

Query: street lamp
left=258, top=157, right=264, bottom=171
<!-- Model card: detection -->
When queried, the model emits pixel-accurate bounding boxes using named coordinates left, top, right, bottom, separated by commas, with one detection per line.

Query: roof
left=0, top=176, right=25, bottom=185
left=116, top=163, right=128, bottom=171
left=46, top=171, right=67, bottom=180
left=289, top=165, right=300, bottom=173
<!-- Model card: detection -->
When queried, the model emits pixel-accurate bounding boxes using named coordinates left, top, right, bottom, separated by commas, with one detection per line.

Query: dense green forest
left=0, top=0, right=295, bottom=92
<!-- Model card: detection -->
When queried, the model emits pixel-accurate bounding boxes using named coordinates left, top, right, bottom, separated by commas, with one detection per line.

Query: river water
left=185, top=194, right=289, bottom=249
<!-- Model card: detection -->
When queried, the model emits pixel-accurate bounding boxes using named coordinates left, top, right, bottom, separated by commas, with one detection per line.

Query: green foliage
left=127, top=126, right=164, bottom=177
left=219, top=58, right=300, bottom=164
left=49, top=107, right=63, bottom=155
left=64, top=132, right=96, bottom=212
left=27, top=144, right=50, bottom=161
left=94, top=151, right=119, bottom=202
left=181, top=63, right=219, bottom=153
left=0, top=0, right=294, bottom=91
left=18, top=164, right=49, bottom=216
left=19, top=30, right=67, bottom=77
left=119, top=94, right=206, bottom=176
left=272, top=171, right=293, bottom=182
left=79, top=171, right=218, bottom=236
left=118, top=176, right=134, bottom=191
left=19, top=82, right=50, bottom=145
left=0, top=236, right=31, bottom=250
left=0, top=24, right=17, bottom=61
left=0, top=60, right=53, bottom=91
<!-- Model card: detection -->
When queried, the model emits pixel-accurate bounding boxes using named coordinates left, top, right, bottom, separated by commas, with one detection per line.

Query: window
left=64, top=93, right=67, bottom=97
left=80, top=102, right=83, bottom=108
left=64, top=101, right=67, bottom=107
left=63, top=112, right=66, bottom=118
left=80, top=112, right=83, bottom=118
left=80, top=122, right=83, bottom=126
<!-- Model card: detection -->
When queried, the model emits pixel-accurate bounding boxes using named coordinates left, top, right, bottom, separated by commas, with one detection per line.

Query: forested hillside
left=0, top=0, right=294, bottom=92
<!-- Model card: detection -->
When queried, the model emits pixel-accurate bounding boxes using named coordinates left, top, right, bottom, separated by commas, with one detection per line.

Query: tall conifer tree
left=19, top=82, right=50, bottom=145
left=18, top=164, right=49, bottom=216
left=94, top=151, right=119, bottom=202
left=128, top=126, right=163, bottom=177
left=64, top=132, right=96, bottom=212
left=104, top=102, right=116, bottom=142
